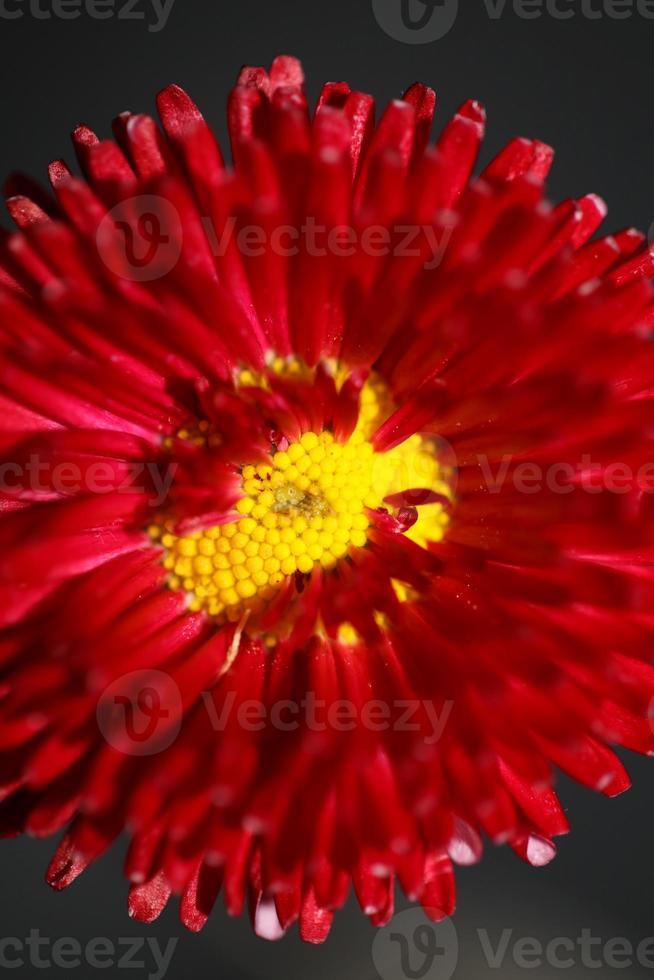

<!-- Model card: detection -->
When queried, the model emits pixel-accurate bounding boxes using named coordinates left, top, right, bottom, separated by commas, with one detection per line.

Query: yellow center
left=149, top=374, right=450, bottom=626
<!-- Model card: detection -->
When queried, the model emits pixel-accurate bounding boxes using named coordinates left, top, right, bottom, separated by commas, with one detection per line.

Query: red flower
left=1, top=55, right=654, bottom=942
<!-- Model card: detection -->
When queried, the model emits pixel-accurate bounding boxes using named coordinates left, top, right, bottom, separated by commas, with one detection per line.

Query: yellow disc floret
left=150, top=373, right=451, bottom=625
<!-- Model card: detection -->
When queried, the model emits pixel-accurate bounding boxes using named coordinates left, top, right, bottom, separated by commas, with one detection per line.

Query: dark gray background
left=2, top=1, right=654, bottom=977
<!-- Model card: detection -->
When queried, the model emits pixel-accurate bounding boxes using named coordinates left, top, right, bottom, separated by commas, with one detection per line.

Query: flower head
left=2, top=55, right=654, bottom=942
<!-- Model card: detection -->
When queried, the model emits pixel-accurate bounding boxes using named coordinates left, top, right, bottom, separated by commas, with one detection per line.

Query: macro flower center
left=151, top=376, right=450, bottom=625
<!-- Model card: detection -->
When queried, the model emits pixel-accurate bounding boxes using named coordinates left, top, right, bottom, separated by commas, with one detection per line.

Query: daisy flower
left=1, top=55, right=654, bottom=942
